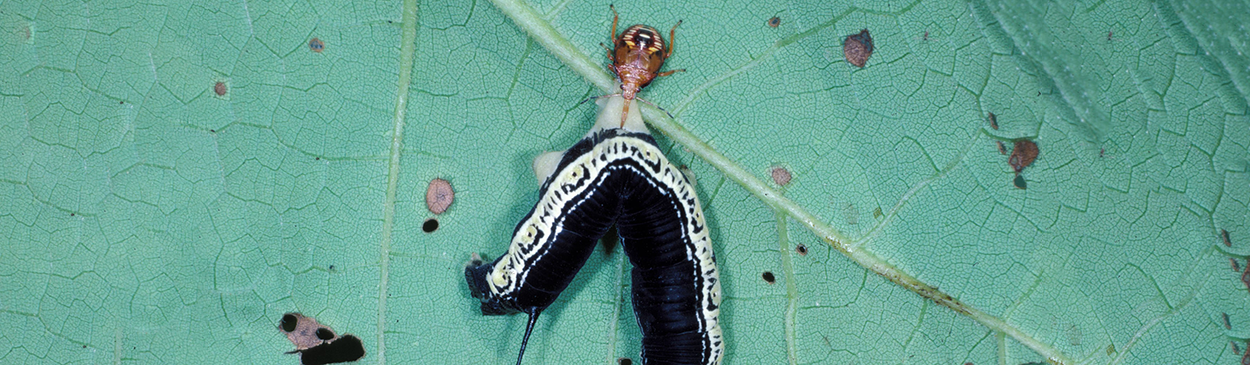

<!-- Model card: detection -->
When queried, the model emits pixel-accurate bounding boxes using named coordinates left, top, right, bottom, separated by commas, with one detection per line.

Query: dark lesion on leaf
left=1009, top=140, right=1038, bottom=173
left=770, top=166, right=792, bottom=186
left=309, top=38, right=325, bottom=53
left=843, top=29, right=873, bottom=68
left=1242, top=260, right=1250, bottom=291
left=1004, top=139, right=1038, bottom=189
left=278, top=313, right=366, bottom=365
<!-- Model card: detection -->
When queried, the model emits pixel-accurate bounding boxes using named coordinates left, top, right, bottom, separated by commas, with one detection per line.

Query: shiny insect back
left=466, top=97, right=722, bottom=365
left=604, top=5, right=684, bottom=127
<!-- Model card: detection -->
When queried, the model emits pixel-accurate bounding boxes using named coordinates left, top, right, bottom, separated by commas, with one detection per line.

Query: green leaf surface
left=1, top=0, right=1247, bottom=364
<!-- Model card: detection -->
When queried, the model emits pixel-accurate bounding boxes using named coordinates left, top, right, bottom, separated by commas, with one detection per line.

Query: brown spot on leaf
left=279, top=313, right=332, bottom=351
left=278, top=312, right=366, bottom=363
left=426, top=178, right=454, bottom=214
left=988, top=112, right=998, bottom=129
left=1009, top=140, right=1039, bottom=173
left=795, top=244, right=807, bottom=256
left=762, top=271, right=775, bottom=284
left=1242, top=261, right=1250, bottom=291
left=214, top=82, right=227, bottom=96
left=771, top=166, right=791, bottom=186
left=843, top=29, right=873, bottom=68
left=767, top=17, right=780, bottom=28
left=308, top=37, right=324, bottom=52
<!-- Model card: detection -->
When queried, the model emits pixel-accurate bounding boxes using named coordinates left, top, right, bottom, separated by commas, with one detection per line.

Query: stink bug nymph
left=601, top=5, right=684, bottom=127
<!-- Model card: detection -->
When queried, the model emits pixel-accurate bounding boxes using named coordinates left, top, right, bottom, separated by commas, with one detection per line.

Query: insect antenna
left=578, top=94, right=614, bottom=106
left=515, top=309, right=542, bottom=365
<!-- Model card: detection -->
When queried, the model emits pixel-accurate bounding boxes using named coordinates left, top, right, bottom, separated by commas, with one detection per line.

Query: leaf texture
left=0, top=0, right=1247, bottom=364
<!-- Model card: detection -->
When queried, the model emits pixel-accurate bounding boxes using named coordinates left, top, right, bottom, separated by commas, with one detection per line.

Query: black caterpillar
left=465, top=101, right=722, bottom=365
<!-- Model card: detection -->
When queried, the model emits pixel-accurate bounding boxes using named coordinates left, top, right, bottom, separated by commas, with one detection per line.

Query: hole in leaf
left=315, top=328, right=335, bottom=341
left=299, top=334, right=365, bottom=364
left=281, top=314, right=298, bottom=332
left=1013, top=174, right=1027, bottom=190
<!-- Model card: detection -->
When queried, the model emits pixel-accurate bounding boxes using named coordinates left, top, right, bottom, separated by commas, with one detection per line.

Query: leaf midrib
left=377, top=1, right=422, bottom=364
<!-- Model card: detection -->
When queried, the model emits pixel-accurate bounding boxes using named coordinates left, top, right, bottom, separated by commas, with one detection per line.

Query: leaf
left=0, top=0, right=1247, bottom=364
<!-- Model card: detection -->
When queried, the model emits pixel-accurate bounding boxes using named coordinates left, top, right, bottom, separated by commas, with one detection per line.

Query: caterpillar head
left=465, top=257, right=513, bottom=315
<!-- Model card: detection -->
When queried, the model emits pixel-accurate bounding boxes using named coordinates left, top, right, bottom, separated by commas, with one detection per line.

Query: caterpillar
left=465, top=96, right=723, bottom=365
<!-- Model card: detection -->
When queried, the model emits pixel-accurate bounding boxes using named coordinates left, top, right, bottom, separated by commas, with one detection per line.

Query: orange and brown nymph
left=603, top=5, right=684, bottom=127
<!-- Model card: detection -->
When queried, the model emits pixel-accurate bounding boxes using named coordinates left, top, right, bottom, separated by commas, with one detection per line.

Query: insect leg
left=610, top=4, right=619, bottom=41
left=600, top=42, right=616, bottom=66
left=665, top=19, right=682, bottom=58
left=655, top=68, right=685, bottom=78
